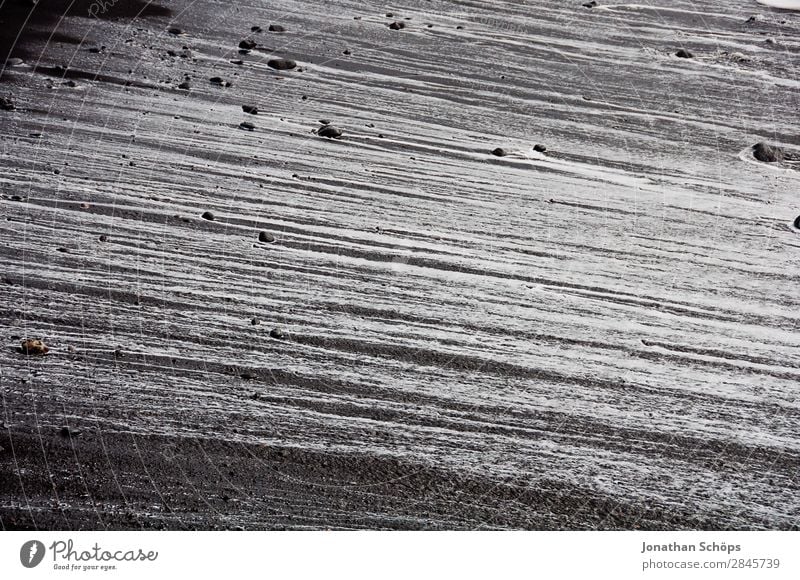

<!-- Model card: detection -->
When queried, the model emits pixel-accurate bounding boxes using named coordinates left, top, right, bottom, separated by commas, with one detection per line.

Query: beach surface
left=1, top=0, right=799, bottom=530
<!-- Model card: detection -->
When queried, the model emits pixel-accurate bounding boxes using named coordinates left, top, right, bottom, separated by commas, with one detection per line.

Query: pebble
left=209, top=76, right=232, bottom=87
left=242, top=105, right=259, bottom=114
left=318, top=125, right=343, bottom=138
left=0, top=96, right=15, bottom=111
left=491, top=147, right=507, bottom=157
left=582, top=1, right=597, bottom=7
left=258, top=231, right=276, bottom=243
left=250, top=318, right=260, bottom=326
left=389, top=21, right=406, bottom=30
left=20, top=339, right=49, bottom=355
left=177, top=81, right=190, bottom=90
left=267, top=58, right=297, bottom=70
left=752, top=142, right=784, bottom=163
left=270, top=328, right=286, bottom=339
left=167, top=27, right=185, bottom=35
left=239, top=121, right=256, bottom=131
left=533, top=144, right=547, bottom=152
left=794, top=215, right=800, bottom=230
left=675, top=49, right=694, bottom=58
left=201, top=211, right=215, bottom=220
left=269, top=24, right=286, bottom=32
left=251, top=26, right=263, bottom=33
left=239, top=39, right=257, bottom=50
left=59, top=426, right=82, bottom=438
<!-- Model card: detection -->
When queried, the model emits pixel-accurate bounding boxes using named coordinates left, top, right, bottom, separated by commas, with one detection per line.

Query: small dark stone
left=20, top=339, right=48, bottom=355
left=388, top=21, right=406, bottom=30
left=270, top=328, right=286, bottom=339
left=675, top=49, right=694, bottom=58
left=267, top=58, right=297, bottom=70
left=167, top=27, right=184, bottom=35
left=239, top=121, right=256, bottom=131
left=456, top=25, right=464, bottom=29
left=258, top=231, right=275, bottom=243
left=582, top=1, right=597, bottom=7
left=491, top=147, right=507, bottom=157
left=239, top=39, right=257, bottom=50
left=99, top=234, right=108, bottom=242
left=268, top=24, right=286, bottom=32
left=250, top=318, right=259, bottom=326
left=59, top=426, right=81, bottom=438
left=230, top=59, right=244, bottom=65
left=794, top=215, right=800, bottom=230
left=251, top=26, right=263, bottom=33
left=209, top=76, right=232, bottom=87
left=533, top=144, right=547, bottom=152
left=201, top=211, right=215, bottom=221
left=318, top=125, right=343, bottom=139
left=242, top=105, right=259, bottom=114
left=0, top=96, right=15, bottom=111
left=177, top=81, right=190, bottom=90
left=343, top=49, right=351, bottom=55
left=752, top=142, right=784, bottom=163
left=319, top=119, right=331, bottom=125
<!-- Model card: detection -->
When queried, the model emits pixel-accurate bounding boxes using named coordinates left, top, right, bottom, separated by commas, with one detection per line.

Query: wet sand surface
left=1, top=0, right=799, bottom=530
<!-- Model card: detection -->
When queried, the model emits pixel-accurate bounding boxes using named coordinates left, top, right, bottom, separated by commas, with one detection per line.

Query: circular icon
left=20, top=540, right=46, bottom=568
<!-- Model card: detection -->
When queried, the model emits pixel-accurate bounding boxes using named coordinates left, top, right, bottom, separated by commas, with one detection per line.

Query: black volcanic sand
left=1, top=428, right=717, bottom=531
left=1, top=1, right=172, bottom=70
left=1, top=0, right=799, bottom=531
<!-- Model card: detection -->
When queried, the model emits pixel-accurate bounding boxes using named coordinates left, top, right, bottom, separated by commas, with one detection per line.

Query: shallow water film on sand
left=0, top=0, right=798, bottom=530
left=757, top=0, right=800, bottom=11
